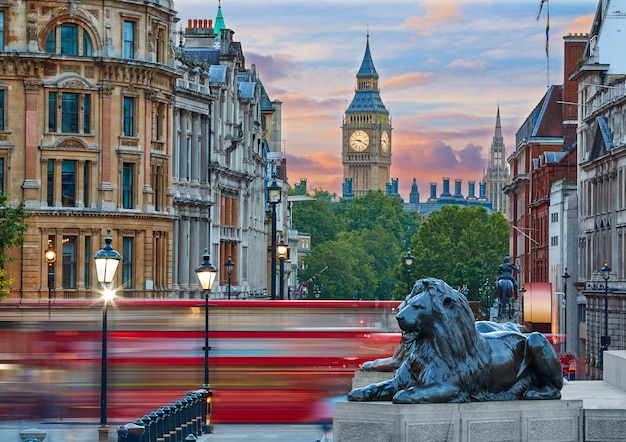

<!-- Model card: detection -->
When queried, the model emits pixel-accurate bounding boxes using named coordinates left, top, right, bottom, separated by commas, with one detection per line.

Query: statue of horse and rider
left=495, top=256, right=519, bottom=319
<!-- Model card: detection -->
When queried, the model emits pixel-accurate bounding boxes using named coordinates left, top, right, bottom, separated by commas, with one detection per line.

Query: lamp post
left=267, top=175, right=282, bottom=300
left=404, top=250, right=414, bottom=294
left=44, top=239, right=56, bottom=320
left=195, top=250, right=217, bottom=434
left=93, top=229, right=122, bottom=442
left=276, top=240, right=289, bottom=300
left=483, top=279, right=492, bottom=320
left=561, top=268, right=571, bottom=347
left=225, top=255, right=235, bottom=300
left=600, top=260, right=611, bottom=368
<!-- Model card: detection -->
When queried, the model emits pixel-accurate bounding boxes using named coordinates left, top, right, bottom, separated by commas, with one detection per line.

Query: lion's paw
left=347, top=388, right=367, bottom=402
left=392, top=389, right=415, bottom=404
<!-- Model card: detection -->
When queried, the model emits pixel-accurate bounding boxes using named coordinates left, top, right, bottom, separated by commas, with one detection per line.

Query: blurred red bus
left=0, top=299, right=400, bottom=424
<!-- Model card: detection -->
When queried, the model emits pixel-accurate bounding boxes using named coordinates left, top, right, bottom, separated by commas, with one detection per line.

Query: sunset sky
left=175, top=0, right=597, bottom=199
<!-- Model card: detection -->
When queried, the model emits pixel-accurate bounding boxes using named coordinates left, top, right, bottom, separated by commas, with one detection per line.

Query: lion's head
left=396, top=278, right=490, bottom=373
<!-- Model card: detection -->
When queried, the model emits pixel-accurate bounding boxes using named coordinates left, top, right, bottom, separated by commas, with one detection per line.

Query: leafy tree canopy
left=409, top=205, right=509, bottom=301
left=0, top=193, right=31, bottom=301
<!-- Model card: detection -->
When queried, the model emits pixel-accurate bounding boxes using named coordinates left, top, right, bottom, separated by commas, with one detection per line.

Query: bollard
left=190, top=392, right=201, bottom=436
left=117, top=425, right=129, bottom=442
left=569, top=366, right=576, bottom=380
left=156, top=408, right=165, bottom=442
left=180, top=397, right=189, bottom=438
left=175, top=399, right=184, bottom=441
left=125, top=422, right=145, bottom=442
left=184, top=435, right=197, bottom=441
left=20, top=428, right=47, bottom=441
left=148, top=411, right=158, bottom=442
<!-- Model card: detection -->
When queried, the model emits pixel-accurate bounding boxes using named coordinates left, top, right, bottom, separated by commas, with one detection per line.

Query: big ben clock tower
left=342, top=34, right=391, bottom=197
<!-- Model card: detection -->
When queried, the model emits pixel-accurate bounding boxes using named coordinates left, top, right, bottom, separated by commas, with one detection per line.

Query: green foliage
left=290, top=190, right=345, bottom=244
left=291, top=188, right=508, bottom=302
left=0, top=193, right=30, bottom=266
left=0, top=193, right=30, bottom=300
left=409, top=205, right=509, bottom=301
left=292, top=190, right=420, bottom=300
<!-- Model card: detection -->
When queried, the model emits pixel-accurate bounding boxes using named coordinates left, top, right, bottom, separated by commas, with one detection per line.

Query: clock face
left=381, top=131, right=390, bottom=152
left=349, top=130, right=370, bottom=151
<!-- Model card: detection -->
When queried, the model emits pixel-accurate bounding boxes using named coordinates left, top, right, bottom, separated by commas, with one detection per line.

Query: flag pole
left=546, top=0, right=550, bottom=88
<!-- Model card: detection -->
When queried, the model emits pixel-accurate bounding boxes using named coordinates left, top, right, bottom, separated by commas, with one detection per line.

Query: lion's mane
left=398, top=278, right=492, bottom=401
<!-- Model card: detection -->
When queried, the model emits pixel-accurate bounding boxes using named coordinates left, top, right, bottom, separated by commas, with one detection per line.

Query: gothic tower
left=342, top=34, right=391, bottom=197
left=483, top=106, right=510, bottom=214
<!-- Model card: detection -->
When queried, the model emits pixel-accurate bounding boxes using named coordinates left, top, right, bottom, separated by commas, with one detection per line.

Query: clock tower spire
left=342, top=33, right=391, bottom=198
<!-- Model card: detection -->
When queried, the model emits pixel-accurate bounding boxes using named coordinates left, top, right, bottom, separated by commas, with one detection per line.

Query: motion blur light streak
left=0, top=299, right=399, bottom=424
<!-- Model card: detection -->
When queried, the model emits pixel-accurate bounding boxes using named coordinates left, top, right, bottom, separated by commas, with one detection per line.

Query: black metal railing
left=116, top=389, right=210, bottom=442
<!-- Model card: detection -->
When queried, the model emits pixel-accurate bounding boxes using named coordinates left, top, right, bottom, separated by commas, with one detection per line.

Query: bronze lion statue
left=348, top=278, right=563, bottom=404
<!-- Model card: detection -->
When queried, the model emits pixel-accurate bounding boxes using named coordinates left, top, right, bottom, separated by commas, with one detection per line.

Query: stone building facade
left=571, top=0, right=626, bottom=377
left=173, top=19, right=282, bottom=298
left=1, top=0, right=179, bottom=299
left=0, top=1, right=284, bottom=301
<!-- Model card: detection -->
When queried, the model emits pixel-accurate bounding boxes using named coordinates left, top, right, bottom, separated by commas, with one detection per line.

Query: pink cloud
left=404, top=1, right=462, bottom=36
left=384, top=72, right=435, bottom=89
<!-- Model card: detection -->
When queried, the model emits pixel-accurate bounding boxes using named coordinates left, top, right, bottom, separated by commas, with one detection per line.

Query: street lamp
left=44, top=239, right=56, bottom=320
left=404, top=250, right=414, bottom=294
left=225, top=255, right=235, bottom=300
left=267, top=175, right=282, bottom=300
left=600, top=260, right=611, bottom=366
left=195, top=249, right=217, bottom=434
left=483, top=279, right=492, bottom=320
left=561, top=268, right=571, bottom=345
left=276, top=240, right=289, bottom=300
left=93, top=228, right=122, bottom=442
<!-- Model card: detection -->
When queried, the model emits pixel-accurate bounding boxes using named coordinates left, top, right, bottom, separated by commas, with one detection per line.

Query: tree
left=405, top=205, right=508, bottom=301
left=0, top=193, right=30, bottom=300
left=291, top=189, right=421, bottom=300
left=290, top=190, right=345, bottom=244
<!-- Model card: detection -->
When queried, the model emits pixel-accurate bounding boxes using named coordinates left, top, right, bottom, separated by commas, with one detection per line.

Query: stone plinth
left=339, top=351, right=626, bottom=441
left=333, top=400, right=583, bottom=442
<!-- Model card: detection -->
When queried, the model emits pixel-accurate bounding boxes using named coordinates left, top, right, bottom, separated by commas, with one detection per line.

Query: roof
left=346, top=90, right=388, bottom=114
left=357, top=35, right=378, bottom=79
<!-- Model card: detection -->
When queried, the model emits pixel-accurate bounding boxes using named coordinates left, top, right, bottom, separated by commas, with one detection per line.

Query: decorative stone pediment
left=57, top=76, right=93, bottom=90
left=56, top=137, right=87, bottom=150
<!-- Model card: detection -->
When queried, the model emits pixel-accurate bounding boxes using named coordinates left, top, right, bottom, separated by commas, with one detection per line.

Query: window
left=61, top=160, right=76, bottom=207
left=123, top=21, right=135, bottom=59
left=62, top=236, right=77, bottom=288
left=83, top=95, right=91, bottom=133
left=47, top=160, right=54, bottom=206
left=122, top=162, right=134, bottom=209
left=0, top=158, right=4, bottom=193
left=0, top=11, right=4, bottom=49
left=48, top=92, right=57, bottom=132
left=61, top=93, right=78, bottom=133
left=45, top=24, right=92, bottom=56
left=0, top=89, right=4, bottom=130
left=48, top=91, right=92, bottom=134
left=83, top=161, right=90, bottom=207
left=123, top=97, right=135, bottom=136
left=83, top=236, right=91, bottom=288
left=122, top=237, right=133, bottom=288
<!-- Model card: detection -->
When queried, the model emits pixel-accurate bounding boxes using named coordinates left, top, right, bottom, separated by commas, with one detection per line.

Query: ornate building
left=1, top=0, right=179, bottom=299
left=342, top=35, right=391, bottom=198
left=0, top=1, right=286, bottom=301
left=483, top=106, right=510, bottom=215
left=572, top=0, right=626, bottom=377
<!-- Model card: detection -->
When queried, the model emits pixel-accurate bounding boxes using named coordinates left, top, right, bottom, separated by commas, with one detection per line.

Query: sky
left=175, top=0, right=597, bottom=199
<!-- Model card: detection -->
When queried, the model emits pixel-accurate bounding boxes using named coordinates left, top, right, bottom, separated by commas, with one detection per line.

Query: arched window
left=45, top=23, right=93, bottom=56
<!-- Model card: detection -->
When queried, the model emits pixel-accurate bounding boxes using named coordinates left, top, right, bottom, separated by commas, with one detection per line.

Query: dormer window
left=45, top=24, right=93, bottom=56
